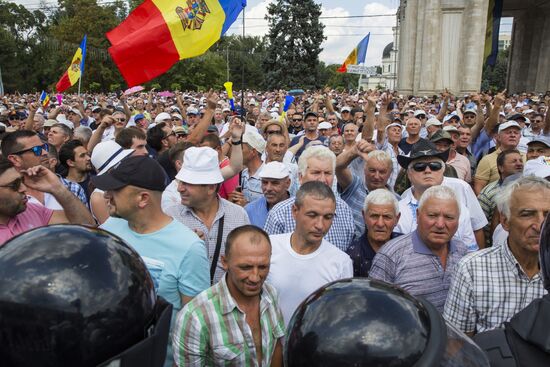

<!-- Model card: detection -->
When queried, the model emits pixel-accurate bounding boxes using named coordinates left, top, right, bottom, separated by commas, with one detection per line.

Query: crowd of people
left=1, top=87, right=550, bottom=365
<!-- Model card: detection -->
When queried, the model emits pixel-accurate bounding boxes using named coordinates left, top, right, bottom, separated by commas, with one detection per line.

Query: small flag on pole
left=39, top=91, right=50, bottom=107
left=338, top=33, right=370, bottom=73
left=56, top=35, right=87, bottom=93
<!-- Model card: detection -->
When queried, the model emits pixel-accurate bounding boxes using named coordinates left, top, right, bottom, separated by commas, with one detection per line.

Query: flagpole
left=78, top=76, right=81, bottom=96
left=240, top=5, right=245, bottom=120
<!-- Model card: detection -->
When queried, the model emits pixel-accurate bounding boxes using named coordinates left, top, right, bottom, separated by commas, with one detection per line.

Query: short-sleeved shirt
left=443, top=242, right=546, bottom=334
left=268, top=233, right=353, bottom=324
left=100, top=217, right=210, bottom=312
left=172, top=275, right=285, bottom=367
left=264, top=196, right=355, bottom=252
left=369, top=231, right=469, bottom=312
left=0, top=203, right=53, bottom=245
left=346, top=231, right=402, bottom=277
left=165, top=197, right=250, bottom=283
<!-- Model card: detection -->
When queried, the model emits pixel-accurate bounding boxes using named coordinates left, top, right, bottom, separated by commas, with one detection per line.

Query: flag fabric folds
left=107, top=0, right=246, bottom=87
left=483, top=0, right=503, bottom=67
left=39, top=91, right=50, bottom=107
left=337, top=33, right=370, bottom=73
left=56, top=35, right=87, bottom=93
left=0, top=66, right=4, bottom=96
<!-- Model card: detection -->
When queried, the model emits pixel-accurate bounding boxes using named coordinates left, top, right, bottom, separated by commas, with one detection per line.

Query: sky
left=13, top=0, right=513, bottom=67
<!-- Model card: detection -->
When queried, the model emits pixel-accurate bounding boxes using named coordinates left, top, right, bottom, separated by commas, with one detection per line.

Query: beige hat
left=44, top=119, right=57, bottom=127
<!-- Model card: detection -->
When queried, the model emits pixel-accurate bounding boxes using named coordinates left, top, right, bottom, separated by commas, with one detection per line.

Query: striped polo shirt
left=369, top=231, right=468, bottom=312
left=172, top=275, right=285, bottom=367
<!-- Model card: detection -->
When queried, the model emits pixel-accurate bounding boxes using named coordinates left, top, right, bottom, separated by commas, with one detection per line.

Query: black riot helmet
left=0, top=225, right=172, bottom=367
left=540, top=212, right=550, bottom=291
left=285, top=278, right=489, bottom=367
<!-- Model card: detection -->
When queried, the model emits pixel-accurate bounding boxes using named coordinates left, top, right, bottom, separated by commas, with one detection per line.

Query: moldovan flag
left=39, top=91, right=50, bottom=107
left=337, top=33, right=370, bottom=73
left=56, top=35, right=87, bottom=93
left=107, top=0, right=246, bottom=87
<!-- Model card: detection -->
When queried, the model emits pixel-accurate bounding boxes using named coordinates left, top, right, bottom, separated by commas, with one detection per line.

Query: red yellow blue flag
left=56, top=35, right=87, bottom=93
left=338, top=33, right=370, bottom=73
left=39, top=91, right=50, bottom=107
left=107, top=0, right=246, bottom=87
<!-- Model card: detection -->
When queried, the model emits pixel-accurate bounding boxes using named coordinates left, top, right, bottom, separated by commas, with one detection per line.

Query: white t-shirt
left=161, top=180, right=180, bottom=212
left=267, top=233, right=353, bottom=325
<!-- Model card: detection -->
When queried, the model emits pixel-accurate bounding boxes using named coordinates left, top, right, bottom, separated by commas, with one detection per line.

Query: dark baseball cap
left=92, top=155, right=167, bottom=192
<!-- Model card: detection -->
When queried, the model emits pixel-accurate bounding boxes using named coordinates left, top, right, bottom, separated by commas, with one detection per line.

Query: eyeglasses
left=464, top=115, right=476, bottom=119
left=0, top=177, right=23, bottom=191
left=12, top=143, right=49, bottom=156
left=417, top=115, right=426, bottom=119
left=292, top=119, right=303, bottom=122
left=9, top=116, right=24, bottom=120
left=411, top=161, right=444, bottom=172
left=176, top=133, right=188, bottom=138
left=266, top=130, right=282, bottom=135
left=164, top=132, right=175, bottom=139
left=172, top=118, right=181, bottom=121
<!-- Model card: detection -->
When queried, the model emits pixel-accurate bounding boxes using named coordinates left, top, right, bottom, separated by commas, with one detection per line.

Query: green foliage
left=88, top=82, right=101, bottom=92
left=212, top=35, right=267, bottom=90
left=109, top=83, right=121, bottom=92
left=263, top=0, right=325, bottom=90
left=170, top=82, right=182, bottom=91
left=481, top=48, right=509, bottom=92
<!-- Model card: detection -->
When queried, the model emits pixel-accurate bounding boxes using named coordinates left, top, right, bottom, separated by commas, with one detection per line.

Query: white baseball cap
left=498, top=121, right=522, bottom=133
left=154, top=112, right=171, bottom=123
left=524, top=156, right=550, bottom=179
left=242, top=130, right=266, bottom=154
left=259, top=161, right=290, bottom=179
left=91, top=141, right=134, bottom=175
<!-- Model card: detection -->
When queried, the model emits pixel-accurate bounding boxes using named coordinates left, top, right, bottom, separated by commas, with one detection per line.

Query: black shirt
left=346, top=231, right=401, bottom=277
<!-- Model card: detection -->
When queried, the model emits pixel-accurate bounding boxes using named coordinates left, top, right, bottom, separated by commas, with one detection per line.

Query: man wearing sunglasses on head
left=394, top=141, right=485, bottom=252
left=0, top=156, right=95, bottom=245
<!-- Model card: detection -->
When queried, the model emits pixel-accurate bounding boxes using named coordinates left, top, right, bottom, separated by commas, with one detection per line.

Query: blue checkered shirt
left=59, top=175, right=88, bottom=207
left=263, top=196, right=355, bottom=251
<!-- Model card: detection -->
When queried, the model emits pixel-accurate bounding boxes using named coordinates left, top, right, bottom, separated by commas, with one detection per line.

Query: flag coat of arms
left=338, top=33, right=370, bottom=73
left=56, top=35, right=87, bottom=93
left=107, top=0, right=246, bottom=86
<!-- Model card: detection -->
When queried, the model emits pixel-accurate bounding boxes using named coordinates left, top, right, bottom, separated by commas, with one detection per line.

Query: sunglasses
left=115, top=118, right=126, bottom=122
left=411, top=161, right=443, bottom=172
left=12, top=143, right=49, bottom=156
left=266, top=130, right=282, bottom=135
left=0, top=177, right=23, bottom=191
left=172, top=118, right=181, bottom=121
left=292, top=119, right=303, bottom=122
left=9, top=116, right=24, bottom=120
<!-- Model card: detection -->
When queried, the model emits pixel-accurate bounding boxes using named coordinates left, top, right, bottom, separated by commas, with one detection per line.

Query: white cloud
left=227, top=1, right=396, bottom=67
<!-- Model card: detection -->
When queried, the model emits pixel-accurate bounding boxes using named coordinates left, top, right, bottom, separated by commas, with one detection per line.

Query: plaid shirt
left=172, top=276, right=285, bottom=367
left=166, top=197, right=250, bottom=283
left=263, top=195, right=355, bottom=251
left=58, top=175, right=88, bottom=207
left=443, top=242, right=546, bottom=334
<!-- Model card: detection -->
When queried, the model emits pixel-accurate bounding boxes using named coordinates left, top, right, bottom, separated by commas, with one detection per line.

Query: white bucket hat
left=175, top=147, right=224, bottom=184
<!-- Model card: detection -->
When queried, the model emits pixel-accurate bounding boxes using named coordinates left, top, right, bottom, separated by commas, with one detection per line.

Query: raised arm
left=22, top=165, right=95, bottom=226
left=186, top=90, right=218, bottom=145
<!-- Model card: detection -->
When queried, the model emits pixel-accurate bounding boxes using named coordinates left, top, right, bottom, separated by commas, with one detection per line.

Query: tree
left=263, top=0, right=325, bottom=90
left=481, top=47, right=509, bottom=92
left=323, top=64, right=359, bottom=89
left=212, top=35, right=267, bottom=90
